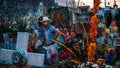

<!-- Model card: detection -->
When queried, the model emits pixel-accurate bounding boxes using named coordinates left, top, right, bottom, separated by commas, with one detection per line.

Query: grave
left=0, top=32, right=45, bottom=67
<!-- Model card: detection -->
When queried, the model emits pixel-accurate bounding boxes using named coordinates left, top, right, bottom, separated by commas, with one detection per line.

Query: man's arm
left=53, top=28, right=60, bottom=40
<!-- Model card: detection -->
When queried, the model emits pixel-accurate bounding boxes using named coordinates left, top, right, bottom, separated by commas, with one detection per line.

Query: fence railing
left=1, top=32, right=17, bottom=50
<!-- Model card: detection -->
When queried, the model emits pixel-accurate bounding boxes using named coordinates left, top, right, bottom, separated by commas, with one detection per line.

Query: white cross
left=0, top=32, right=45, bottom=67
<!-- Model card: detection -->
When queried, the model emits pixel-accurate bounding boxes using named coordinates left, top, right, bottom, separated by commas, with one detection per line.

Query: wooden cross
left=0, top=32, right=45, bottom=67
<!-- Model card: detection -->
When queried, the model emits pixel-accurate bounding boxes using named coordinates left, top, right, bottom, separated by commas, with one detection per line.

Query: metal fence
left=0, top=32, right=16, bottom=50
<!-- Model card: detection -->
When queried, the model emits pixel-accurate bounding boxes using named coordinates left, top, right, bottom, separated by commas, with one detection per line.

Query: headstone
left=28, top=53, right=44, bottom=67
left=0, top=32, right=45, bottom=67
left=0, top=49, right=14, bottom=62
left=16, top=32, right=29, bottom=51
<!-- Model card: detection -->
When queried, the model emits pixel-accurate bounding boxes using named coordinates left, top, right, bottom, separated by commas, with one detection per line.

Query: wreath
left=12, top=48, right=27, bottom=67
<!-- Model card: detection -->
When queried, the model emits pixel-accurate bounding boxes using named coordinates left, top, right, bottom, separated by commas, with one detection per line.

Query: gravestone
left=16, top=32, right=29, bottom=51
left=0, top=32, right=45, bottom=67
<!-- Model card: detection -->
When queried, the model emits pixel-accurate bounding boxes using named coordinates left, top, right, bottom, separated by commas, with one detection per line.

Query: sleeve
left=50, top=25, right=56, bottom=32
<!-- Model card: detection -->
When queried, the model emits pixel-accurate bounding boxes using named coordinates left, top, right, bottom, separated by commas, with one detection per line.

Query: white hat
left=42, top=16, right=50, bottom=22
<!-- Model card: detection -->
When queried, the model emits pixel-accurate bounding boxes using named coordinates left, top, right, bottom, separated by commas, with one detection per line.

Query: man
left=42, top=16, right=59, bottom=65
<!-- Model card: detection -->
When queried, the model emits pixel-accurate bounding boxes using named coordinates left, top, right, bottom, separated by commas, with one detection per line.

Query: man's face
left=43, top=21, right=50, bottom=27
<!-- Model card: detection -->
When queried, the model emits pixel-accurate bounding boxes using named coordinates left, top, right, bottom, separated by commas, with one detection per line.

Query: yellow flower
left=74, top=45, right=80, bottom=51
left=113, top=26, right=118, bottom=31
left=105, top=29, right=110, bottom=34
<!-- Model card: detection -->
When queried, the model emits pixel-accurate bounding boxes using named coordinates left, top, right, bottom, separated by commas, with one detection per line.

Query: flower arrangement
left=90, top=16, right=98, bottom=42
left=52, top=39, right=77, bottom=57
left=90, top=0, right=100, bottom=41
left=12, top=48, right=28, bottom=67
left=88, top=43, right=96, bottom=62
left=59, top=30, right=77, bottom=41
left=106, top=47, right=115, bottom=65
left=88, top=0, right=100, bottom=62
left=59, top=51, right=71, bottom=60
